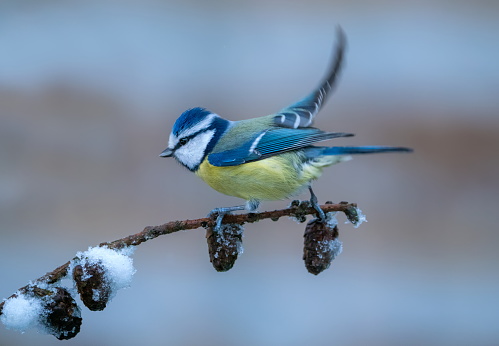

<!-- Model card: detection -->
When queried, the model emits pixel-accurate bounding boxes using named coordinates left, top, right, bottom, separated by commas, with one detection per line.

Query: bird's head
left=160, top=107, right=230, bottom=171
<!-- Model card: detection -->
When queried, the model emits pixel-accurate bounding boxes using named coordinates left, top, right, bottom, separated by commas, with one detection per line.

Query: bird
left=160, top=27, right=412, bottom=230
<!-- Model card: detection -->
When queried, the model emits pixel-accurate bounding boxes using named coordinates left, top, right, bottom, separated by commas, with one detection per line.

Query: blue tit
left=160, top=27, right=412, bottom=229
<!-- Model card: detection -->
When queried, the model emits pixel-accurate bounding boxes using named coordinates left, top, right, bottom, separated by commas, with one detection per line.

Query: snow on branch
left=0, top=200, right=364, bottom=340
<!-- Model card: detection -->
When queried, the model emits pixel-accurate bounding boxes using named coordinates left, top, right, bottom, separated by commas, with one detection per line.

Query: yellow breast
left=195, top=153, right=325, bottom=201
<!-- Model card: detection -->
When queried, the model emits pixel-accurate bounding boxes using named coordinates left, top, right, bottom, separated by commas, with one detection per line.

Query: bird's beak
left=159, top=148, right=173, bottom=157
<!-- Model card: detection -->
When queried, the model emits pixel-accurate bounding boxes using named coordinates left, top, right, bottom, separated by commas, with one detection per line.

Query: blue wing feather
left=208, top=128, right=353, bottom=167
left=206, top=27, right=412, bottom=168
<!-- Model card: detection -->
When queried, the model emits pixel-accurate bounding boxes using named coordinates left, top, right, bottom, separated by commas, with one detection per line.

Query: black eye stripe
left=175, top=132, right=200, bottom=149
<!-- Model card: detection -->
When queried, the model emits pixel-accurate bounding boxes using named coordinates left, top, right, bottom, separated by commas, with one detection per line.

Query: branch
left=0, top=200, right=360, bottom=322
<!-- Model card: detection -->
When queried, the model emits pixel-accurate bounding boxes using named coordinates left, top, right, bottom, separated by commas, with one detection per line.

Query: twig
left=0, top=201, right=357, bottom=313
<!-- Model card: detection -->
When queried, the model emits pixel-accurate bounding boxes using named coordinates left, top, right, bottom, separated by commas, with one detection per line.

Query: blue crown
left=172, top=107, right=213, bottom=136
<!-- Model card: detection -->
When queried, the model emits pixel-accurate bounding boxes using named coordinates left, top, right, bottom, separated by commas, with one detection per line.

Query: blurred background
left=1, top=0, right=498, bottom=345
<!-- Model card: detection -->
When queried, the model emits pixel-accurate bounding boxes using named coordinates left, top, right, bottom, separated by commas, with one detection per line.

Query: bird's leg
left=208, top=200, right=260, bottom=232
left=208, top=206, right=245, bottom=232
left=308, top=186, right=326, bottom=221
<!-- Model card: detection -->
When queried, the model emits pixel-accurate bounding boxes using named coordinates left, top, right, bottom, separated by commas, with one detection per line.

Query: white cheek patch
left=174, top=129, right=215, bottom=170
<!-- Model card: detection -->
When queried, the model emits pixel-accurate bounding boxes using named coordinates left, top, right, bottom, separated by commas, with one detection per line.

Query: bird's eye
left=179, top=138, right=189, bottom=146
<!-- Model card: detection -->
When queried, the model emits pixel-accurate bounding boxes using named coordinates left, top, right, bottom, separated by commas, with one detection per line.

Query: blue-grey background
left=1, top=1, right=498, bottom=345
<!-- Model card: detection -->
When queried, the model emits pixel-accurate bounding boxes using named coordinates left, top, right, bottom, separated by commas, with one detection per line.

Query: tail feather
left=305, top=146, right=413, bottom=157
left=273, top=27, right=346, bottom=129
left=323, top=146, right=413, bottom=155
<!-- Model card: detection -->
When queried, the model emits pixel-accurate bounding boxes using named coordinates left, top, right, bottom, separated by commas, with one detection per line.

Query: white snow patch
left=237, top=241, right=244, bottom=255
left=329, top=238, right=343, bottom=259
left=71, top=246, right=136, bottom=302
left=345, top=207, right=367, bottom=228
left=325, top=212, right=338, bottom=228
left=1, top=293, right=44, bottom=332
left=92, top=289, right=100, bottom=302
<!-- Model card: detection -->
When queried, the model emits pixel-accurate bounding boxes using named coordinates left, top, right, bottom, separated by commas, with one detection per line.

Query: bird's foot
left=208, top=206, right=245, bottom=232
left=308, top=186, right=326, bottom=221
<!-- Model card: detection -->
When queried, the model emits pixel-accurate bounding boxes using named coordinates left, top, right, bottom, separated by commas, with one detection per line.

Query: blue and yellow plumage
left=160, top=28, right=412, bottom=229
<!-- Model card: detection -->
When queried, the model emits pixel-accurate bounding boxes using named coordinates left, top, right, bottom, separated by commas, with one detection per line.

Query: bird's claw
left=207, top=208, right=231, bottom=232
left=308, top=186, right=326, bottom=221
left=208, top=205, right=246, bottom=232
left=312, top=203, right=326, bottom=221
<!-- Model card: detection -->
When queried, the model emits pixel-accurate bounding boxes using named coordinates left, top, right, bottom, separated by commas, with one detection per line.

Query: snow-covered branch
left=0, top=200, right=364, bottom=340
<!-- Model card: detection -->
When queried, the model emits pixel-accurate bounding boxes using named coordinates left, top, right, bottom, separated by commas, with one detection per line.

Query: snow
left=71, top=246, right=136, bottom=301
left=329, top=238, right=343, bottom=259
left=345, top=207, right=367, bottom=228
left=0, top=292, right=44, bottom=332
left=92, top=289, right=101, bottom=302
left=349, top=207, right=367, bottom=228
left=237, top=241, right=244, bottom=255
left=1, top=246, right=135, bottom=337
left=325, top=212, right=338, bottom=228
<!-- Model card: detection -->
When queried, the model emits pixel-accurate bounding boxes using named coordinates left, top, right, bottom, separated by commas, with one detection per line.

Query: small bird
left=160, top=28, right=411, bottom=230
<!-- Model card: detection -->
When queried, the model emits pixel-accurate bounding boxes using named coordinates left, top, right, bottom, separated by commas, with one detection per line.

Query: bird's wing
left=208, top=127, right=353, bottom=167
left=272, top=27, right=346, bottom=129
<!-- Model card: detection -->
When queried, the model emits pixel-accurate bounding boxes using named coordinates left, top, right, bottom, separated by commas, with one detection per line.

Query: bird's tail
left=321, top=146, right=413, bottom=155
left=304, top=145, right=412, bottom=158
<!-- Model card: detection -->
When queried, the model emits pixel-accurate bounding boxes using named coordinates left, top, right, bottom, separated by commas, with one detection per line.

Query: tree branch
left=0, top=201, right=358, bottom=314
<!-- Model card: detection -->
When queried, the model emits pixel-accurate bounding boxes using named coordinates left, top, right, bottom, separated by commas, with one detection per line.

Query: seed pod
left=206, top=223, right=244, bottom=272
left=344, top=205, right=359, bottom=224
left=73, top=261, right=111, bottom=311
left=39, top=287, right=82, bottom=340
left=303, top=216, right=343, bottom=275
left=340, top=202, right=367, bottom=227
